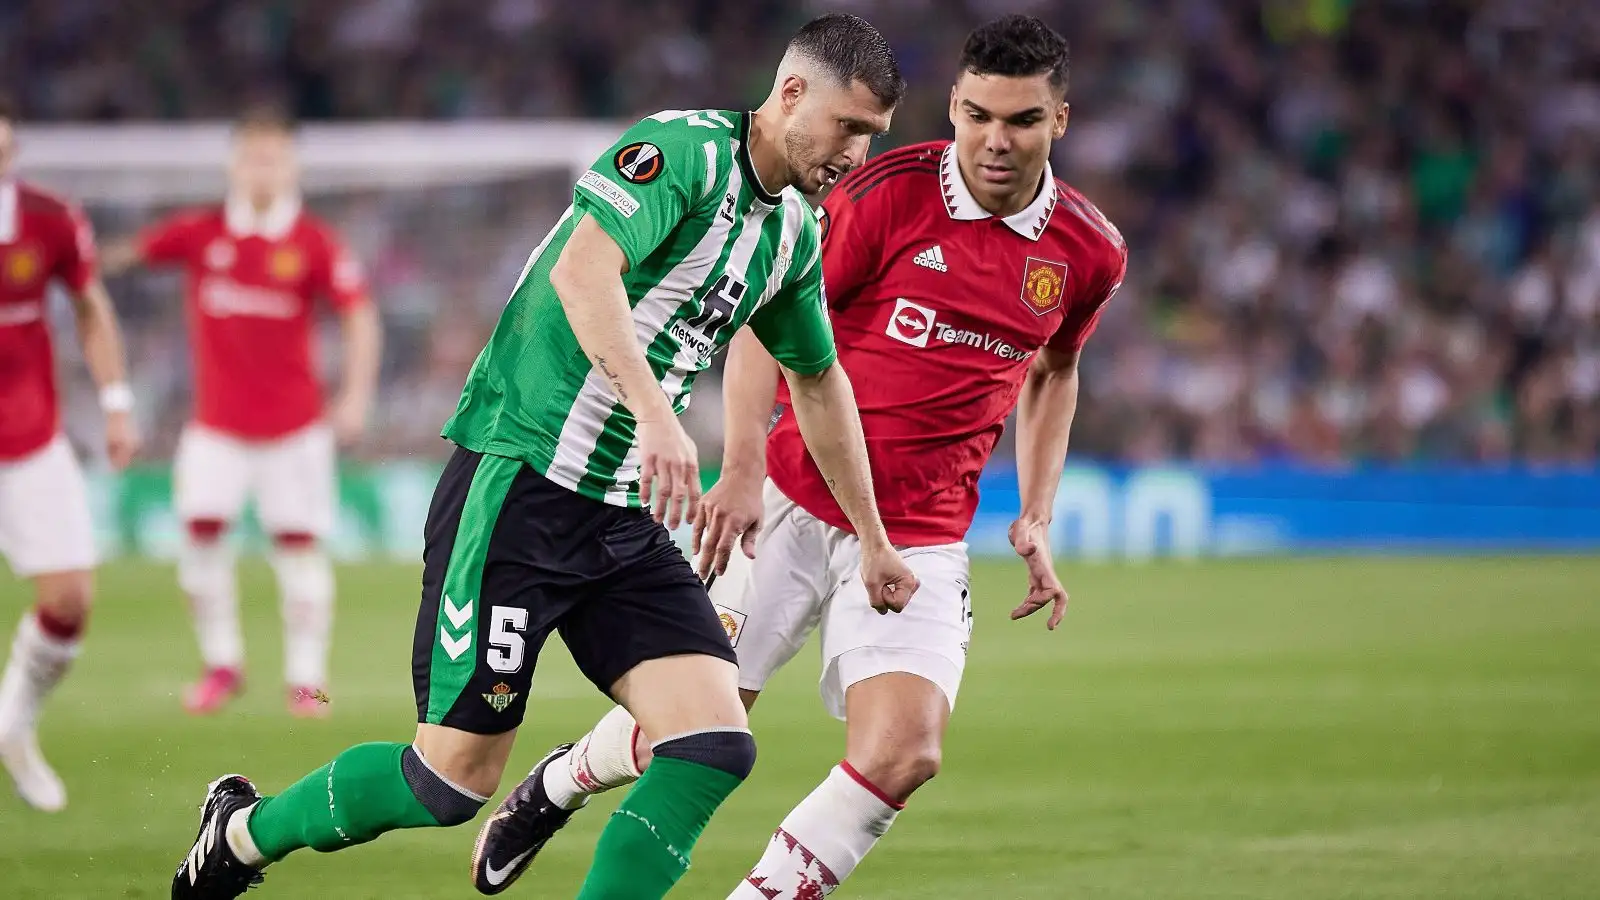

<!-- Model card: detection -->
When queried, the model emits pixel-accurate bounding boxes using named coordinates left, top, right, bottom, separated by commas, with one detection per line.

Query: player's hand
left=1008, top=518, right=1068, bottom=630
left=860, top=540, right=918, bottom=614
left=104, top=410, right=140, bottom=470
left=637, top=415, right=699, bottom=530
left=329, top=391, right=370, bottom=447
left=691, top=472, right=763, bottom=580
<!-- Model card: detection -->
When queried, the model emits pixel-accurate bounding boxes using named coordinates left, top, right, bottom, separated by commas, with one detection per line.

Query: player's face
left=949, top=71, right=1068, bottom=214
left=229, top=128, right=298, bottom=205
left=783, top=76, right=893, bottom=195
left=0, top=119, right=13, bottom=178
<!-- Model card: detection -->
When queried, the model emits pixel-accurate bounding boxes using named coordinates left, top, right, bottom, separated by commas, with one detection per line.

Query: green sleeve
left=747, top=223, right=837, bottom=376
left=572, top=114, right=712, bottom=269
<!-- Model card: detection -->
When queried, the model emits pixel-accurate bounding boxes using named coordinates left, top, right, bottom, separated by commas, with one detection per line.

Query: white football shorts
left=710, top=479, right=973, bottom=720
left=0, top=435, right=98, bottom=577
left=174, top=422, right=336, bottom=537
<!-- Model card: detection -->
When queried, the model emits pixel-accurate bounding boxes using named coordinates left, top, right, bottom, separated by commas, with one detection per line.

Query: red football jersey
left=767, top=141, right=1127, bottom=546
left=137, top=198, right=368, bottom=440
left=0, top=179, right=99, bottom=461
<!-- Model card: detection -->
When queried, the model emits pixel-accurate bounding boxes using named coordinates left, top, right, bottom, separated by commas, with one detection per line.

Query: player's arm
left=690, top=327, right=779, bottom=578
left=1015, top=346, right=1081, bottom=531
left=100, top=210, right=205, bottom=276
left=1010, top=243, right=1127, bottom=631
left=318, top=238, right=382, bottom=446
left=552, top=120, right=710, bottom=527
left=746, top=248, right=917, bottom=613
left=58, top=208, right=140, bottom=467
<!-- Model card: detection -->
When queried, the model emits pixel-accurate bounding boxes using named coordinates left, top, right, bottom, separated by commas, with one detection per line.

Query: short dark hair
left=788, top=13, right=906, bottom=108
left=233, top=103, right=297, bottom=136
left=959, top=15, right=1070, bottom=96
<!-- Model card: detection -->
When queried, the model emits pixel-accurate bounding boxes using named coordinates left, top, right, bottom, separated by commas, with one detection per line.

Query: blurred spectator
left=11, top=0, right=1600, bottom=466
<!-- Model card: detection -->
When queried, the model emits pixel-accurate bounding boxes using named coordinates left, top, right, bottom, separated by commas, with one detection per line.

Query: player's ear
left=1054, top=102, right=1070, bottom=140
left=780, top=74, right=807, bottom=116
left=947, top=84, right=959, bottom=128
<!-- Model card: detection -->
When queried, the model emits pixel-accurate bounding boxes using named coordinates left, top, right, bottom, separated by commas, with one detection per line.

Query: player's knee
left=857, top=743, right=941, bottom=800
left=34, top=573, right=93, bottom=634
left=400, top=745, right=487, bottom=827
left=272, top=531, right=317, bottom=551
left=651, top=728, right=757, bottom=782
left=186, top=518, right=229, bottom=544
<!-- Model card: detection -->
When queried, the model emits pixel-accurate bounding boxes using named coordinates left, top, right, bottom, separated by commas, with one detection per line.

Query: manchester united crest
left=713, top=604, right=747, bottom=648
left=482, top=682, right=518, bottom=713
left=1020, top=257, right=1068, bottom=316
left=4, top=246, right=42, bottom=287
left=269, top=246, right=304, bottom=282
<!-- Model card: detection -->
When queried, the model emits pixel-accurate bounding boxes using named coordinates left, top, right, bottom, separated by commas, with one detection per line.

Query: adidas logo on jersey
left=912, top=245, right=948, bottom=272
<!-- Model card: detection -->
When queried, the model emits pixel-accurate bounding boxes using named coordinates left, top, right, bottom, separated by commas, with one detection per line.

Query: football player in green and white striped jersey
left=171, top=13, right=920, bottom=900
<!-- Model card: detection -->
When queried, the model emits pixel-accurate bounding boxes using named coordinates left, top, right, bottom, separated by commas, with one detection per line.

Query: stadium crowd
left=9, top=0, right=1600, bottom=465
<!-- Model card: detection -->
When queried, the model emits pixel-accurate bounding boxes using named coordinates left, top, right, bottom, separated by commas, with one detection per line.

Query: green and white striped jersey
left=442, top=109, right=836, bottom=507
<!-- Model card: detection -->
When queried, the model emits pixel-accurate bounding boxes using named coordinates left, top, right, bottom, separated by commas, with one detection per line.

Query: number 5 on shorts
left=487, top=606, right=529, bottom=674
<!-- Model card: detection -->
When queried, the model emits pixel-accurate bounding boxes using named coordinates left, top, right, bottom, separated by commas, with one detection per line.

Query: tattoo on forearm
left=594, top=355, right=628, bottom=402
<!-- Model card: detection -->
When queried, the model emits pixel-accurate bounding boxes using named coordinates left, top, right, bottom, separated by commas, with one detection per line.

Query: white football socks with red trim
left=728, top=761, right=901, bottom=899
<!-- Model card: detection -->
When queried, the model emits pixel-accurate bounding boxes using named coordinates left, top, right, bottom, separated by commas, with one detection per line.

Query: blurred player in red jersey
left=0, top=94, right=142, bottom=811
left=488, top=16, right=1127, bottom=898
left=104, top=107, right=381, bottom=719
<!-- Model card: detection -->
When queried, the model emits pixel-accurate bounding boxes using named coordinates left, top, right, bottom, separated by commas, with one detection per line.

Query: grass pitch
left=1, top=555, right=1596, bottom=898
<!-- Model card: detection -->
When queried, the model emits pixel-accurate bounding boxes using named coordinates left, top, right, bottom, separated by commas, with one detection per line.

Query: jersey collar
left=0, top=179, right=16, bottom=244
left=939, top=143, right=1057, bottom=241
left=738, top=112, right=783, bottom=208
left=225, top=193, right=302, bottom=240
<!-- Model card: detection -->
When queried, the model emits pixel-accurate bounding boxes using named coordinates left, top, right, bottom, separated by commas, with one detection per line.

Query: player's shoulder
left=291, top=209, right=347, bottom=245
left=627, top=108, right=740, bottom=146
left=14, top=180, right=83, bottom=221
left=834, top=140, right=947, bottom=206
left=1048, top=177, right=1126, bottom=265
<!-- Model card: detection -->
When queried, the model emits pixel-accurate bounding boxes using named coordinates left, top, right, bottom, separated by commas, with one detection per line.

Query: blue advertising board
left=966, top=464, right=1600, bottom=558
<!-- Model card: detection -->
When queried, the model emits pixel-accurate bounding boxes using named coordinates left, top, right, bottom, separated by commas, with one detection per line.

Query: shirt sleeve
left=53, top=202, right=99, bottom=293
left=746, top=223, right=837, bottom=376
left=572, top=114, right=712, bottom=270
left=312, top=227, right=369, bottom=312
left=1049, top=241, right=1127, bottom=353
left=136, top=211, right=206, bottom=267
left=816, top=184, right=884, bottom=313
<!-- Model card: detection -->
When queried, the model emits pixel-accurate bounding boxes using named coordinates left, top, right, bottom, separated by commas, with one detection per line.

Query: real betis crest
left=483, top=681, right=518, bottom=713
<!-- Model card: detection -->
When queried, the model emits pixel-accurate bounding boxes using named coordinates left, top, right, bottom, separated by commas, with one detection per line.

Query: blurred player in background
left=169, top=13, right=916, bottom=900
left=505, top=16, right=1127, bottom=898
left=104, top=107, right=381, bottom=719
left=0, top=93, right=141, bottom=811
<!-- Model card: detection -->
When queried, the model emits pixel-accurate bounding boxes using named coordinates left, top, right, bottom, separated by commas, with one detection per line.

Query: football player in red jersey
left=0, top=93, right=142, bottom=811
left=491, top=16, right=1128, bottom=898
left=104, top=107, right=381, bottom=719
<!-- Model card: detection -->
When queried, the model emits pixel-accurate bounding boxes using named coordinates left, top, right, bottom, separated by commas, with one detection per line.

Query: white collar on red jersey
left=0, top=179, right=16, bottom=244
left=225, top=193, right=302, bottom=240
left=938, top=142, right=1058, bottom=241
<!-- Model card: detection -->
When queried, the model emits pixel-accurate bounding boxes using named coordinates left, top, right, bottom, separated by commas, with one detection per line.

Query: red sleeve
left=137, top=211, right=207, bottom=266
left=53, top=202, right=99, bottom=292
left=311, top=226, right=369, bottom=312
left=818, top=186, right=884, bottom=312
left=1049, top=241, right=1126, bottom=354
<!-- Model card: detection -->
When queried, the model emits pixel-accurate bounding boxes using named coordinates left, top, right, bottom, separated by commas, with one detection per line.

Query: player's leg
left=473, top=483, right=832, bottom=894
left=173, top=448, right=555, bottom=898
left=254, top=423, right=337, bottom=716
left=560, top=516, right=774, bottom=900
left=728, top=543, right=972, bottom=899
left=173, top=425, right=251, bottom=714
left=0, top=436, right=98, bottom=812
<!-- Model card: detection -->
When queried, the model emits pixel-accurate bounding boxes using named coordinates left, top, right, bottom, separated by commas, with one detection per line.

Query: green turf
left=1, top=556, right=1597, bottom=898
